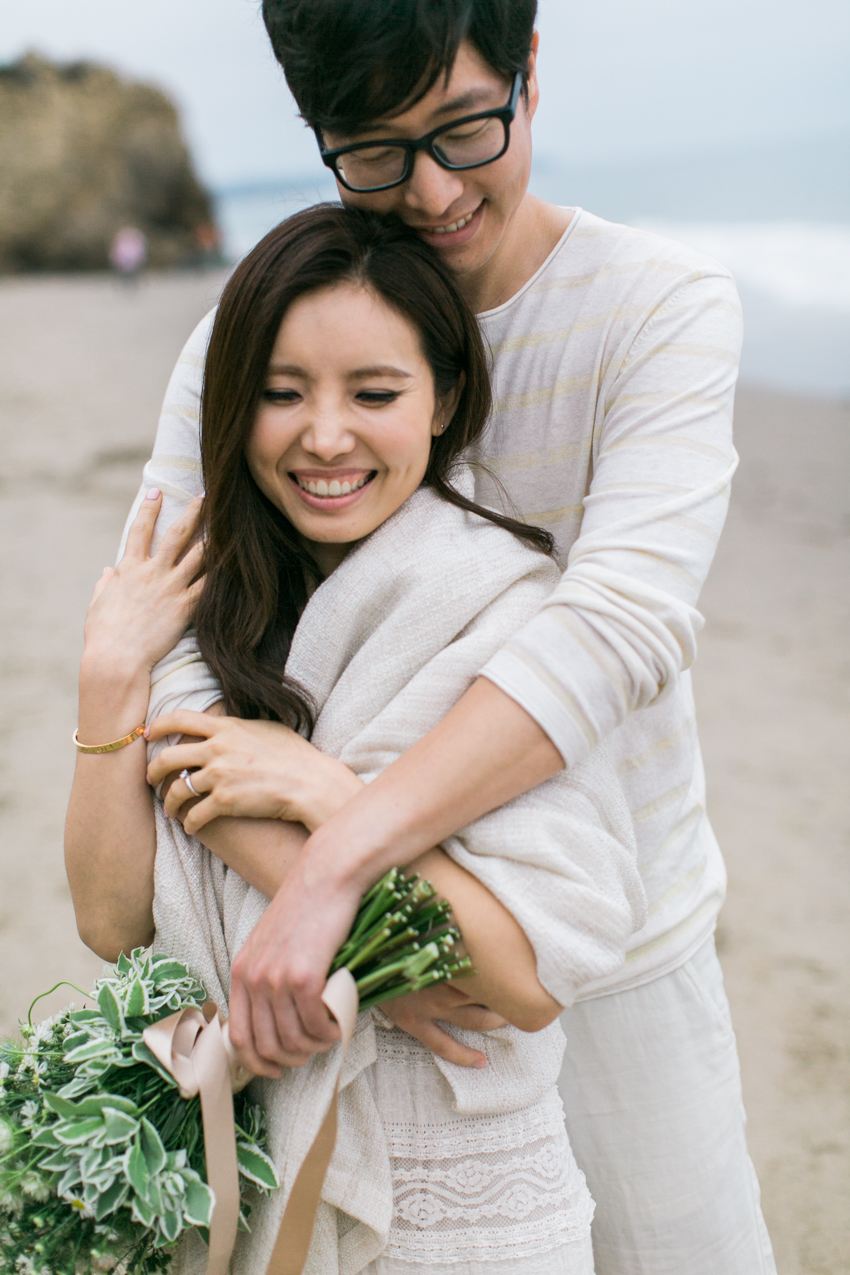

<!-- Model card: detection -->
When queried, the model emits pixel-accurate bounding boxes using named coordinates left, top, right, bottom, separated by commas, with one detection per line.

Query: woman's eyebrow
left=349, top=365, right=413, bottom=379
left=267, top=362, right=306, bottom=376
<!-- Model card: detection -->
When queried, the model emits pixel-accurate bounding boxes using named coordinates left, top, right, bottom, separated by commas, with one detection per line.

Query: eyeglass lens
left=335, top=116, right=508, bottom=191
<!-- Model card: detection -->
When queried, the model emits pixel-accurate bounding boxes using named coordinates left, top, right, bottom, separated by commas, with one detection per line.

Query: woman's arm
left=65, top=492, right=204, bottom=960
left=408, top=848, right=563, bottom=1034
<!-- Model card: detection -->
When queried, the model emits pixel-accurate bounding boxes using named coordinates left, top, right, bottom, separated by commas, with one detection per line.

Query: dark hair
left=195, top=204, right=552, bottom=730
left=262, top=0, right=537, bottom=135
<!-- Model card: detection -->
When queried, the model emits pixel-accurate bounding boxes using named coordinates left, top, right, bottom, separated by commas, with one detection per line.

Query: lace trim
left=385, top=1090, right=566, bottom=1159
left=384, top=1112, right=593, bottom=1263
left=372, top=1022, right=594, bottom=1265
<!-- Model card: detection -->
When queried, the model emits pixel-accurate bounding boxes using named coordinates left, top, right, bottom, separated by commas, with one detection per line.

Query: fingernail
left=145, top=487, right=161, bottom=501
left=473, top=1057, right=487, bottom=1069
left=143, top=726, right=150, bottom=738
left=101, top=567, right=110, bottom=577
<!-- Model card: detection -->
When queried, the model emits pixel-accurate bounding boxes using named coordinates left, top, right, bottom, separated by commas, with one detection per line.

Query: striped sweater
left=121, top=208, right=743, bottom=998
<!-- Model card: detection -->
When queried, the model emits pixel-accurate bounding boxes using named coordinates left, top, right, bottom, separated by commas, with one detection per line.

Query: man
left=125, top=2, right=775, bottom=1269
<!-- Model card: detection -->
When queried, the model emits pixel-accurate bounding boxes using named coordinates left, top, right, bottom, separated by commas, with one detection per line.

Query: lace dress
left=356, top=1023, right=596, bottom=1274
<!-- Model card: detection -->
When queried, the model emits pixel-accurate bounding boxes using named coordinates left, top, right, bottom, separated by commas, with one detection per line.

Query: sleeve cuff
left=480, top=647, right=593, bottom=771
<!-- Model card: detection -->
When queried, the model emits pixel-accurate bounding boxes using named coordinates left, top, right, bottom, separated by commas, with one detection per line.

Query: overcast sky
left=2, top=0, right=848, bottom=189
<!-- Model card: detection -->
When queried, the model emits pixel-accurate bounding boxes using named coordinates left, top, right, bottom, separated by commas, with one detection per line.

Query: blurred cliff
left=0, top=53, right=218, bottom=272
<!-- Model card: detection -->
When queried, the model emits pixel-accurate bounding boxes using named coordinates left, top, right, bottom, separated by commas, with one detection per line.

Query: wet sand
left=0, top=270, right=847, bottom=1272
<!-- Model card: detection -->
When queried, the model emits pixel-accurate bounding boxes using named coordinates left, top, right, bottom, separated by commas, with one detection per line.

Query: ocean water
left=215, top=177, right=339, bottom=261
left=215, top=184, right=850, bottom=399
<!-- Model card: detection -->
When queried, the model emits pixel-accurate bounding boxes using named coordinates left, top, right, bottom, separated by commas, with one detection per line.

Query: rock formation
left=0, top=53, right=218, bottom=272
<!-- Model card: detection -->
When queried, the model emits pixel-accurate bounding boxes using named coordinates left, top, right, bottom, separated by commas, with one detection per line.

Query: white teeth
left=431, top=211, right=475, bottom=235
left=296, top=474, right=369, bottom=496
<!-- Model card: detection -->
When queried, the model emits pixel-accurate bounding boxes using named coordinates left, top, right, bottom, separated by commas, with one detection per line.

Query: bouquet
left=0, top=868, right=468, bottom=1275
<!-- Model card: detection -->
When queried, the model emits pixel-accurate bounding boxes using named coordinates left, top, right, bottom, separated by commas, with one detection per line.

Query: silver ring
left=179, top=767, right=200, bottom=798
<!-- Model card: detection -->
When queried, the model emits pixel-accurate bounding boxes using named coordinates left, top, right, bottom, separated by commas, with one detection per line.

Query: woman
left=66, top=207, right=644, bottom=1274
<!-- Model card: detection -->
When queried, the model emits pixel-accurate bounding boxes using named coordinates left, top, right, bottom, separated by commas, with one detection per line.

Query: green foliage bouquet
left=0, top=952, right=277, bottom=1275
left=0, top=868, right=469, bottom=1275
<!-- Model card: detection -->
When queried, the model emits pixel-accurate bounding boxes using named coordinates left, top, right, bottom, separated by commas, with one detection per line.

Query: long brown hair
left=195, top=203, right=552, bottom=730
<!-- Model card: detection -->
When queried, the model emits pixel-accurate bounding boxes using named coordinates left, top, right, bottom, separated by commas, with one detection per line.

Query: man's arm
left=226, top=676, right=563, bottom=1065
left=154, top=704, right=557, bottom=1072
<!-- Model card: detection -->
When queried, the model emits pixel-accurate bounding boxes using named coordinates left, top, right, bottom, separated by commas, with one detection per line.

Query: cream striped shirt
left=123, top=208, right=743, bottom=999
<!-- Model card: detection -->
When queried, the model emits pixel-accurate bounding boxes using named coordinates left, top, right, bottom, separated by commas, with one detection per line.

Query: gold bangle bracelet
left=73, top=724, right=146, bottom=754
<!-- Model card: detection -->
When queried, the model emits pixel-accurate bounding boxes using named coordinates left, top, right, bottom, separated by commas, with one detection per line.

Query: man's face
left=322, top=39, right=539, bottom=286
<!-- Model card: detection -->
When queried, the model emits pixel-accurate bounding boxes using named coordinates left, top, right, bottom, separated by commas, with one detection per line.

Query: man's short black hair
left=262, top=0, right=537, bottom=135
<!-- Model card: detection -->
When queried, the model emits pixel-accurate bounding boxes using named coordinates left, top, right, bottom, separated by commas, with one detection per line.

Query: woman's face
left=247, top=282, right=448, bottom=573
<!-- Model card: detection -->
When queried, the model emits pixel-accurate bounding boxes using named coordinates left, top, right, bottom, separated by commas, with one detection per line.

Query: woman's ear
left=431, top=373, right=465, bottom=437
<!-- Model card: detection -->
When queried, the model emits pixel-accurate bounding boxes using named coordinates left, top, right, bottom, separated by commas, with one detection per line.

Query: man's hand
left=226, top=848, right=358, bottom=1076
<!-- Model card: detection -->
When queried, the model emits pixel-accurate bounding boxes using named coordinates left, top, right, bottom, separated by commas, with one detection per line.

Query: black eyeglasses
left=318, top=72, right=523, bottom=194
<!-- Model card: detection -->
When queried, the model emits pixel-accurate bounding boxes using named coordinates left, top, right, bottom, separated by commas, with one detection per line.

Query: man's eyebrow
left=430, top=87, right=500, bottom=118
left=353, top=88, right=500, bottom=137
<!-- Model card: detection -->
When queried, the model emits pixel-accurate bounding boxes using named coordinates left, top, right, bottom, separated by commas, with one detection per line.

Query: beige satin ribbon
left=264, top=969, right=359, bottom=1275
left=143, top=968, right=359, bottom=1275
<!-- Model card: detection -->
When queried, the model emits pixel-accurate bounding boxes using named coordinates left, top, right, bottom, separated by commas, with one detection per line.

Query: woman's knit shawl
left=152, top=472, right=645, bottom=1274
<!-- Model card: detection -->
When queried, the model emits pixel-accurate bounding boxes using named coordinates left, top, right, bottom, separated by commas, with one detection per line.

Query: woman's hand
left=145, top=710, right=364, bottom=835
left=83, top=489, right=204, bottom=680
left=67, top=489, right=204, bottom=962
left=379, top=985, right=508, bottom=1068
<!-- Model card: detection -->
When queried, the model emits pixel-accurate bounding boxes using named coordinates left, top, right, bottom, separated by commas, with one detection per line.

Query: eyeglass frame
left=317, top=71, right=524, bottom=193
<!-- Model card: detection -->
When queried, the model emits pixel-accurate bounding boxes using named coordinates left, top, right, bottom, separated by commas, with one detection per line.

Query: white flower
left=15, top=1255, right=36, bottom=1275
left=20, top=1172, right=50, bottom=1202
left=0, top=1121, right=14, bottom=1154
left=16, top=1048, right=38, bottom=1077
left=19, top=1101, right=39, bottom=1130
left=62, top=1193, right=95, bottom=1219
left=0, top=1189, right=23, bottom=1217
left=0, top=1063, right=9, bottom=1081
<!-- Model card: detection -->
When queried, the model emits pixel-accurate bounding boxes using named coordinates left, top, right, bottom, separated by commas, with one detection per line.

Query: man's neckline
left=477, top=207, right=582, bottom=321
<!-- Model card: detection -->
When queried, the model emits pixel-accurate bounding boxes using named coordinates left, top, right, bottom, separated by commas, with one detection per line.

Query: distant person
left=110, top=1, right=775, bottom=1272
left=193, top=220, right=222, bottom=267
left=108, top=225, right=146, bottom=279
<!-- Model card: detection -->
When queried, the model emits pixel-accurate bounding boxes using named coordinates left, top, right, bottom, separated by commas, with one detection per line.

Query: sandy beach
left=0, top=269, right=847, bottom=1273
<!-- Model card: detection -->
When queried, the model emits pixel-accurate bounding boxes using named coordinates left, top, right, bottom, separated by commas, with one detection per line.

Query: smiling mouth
left=292, top=472, right=375, bottom=497
left=427, top=209, right=476, bottom=236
